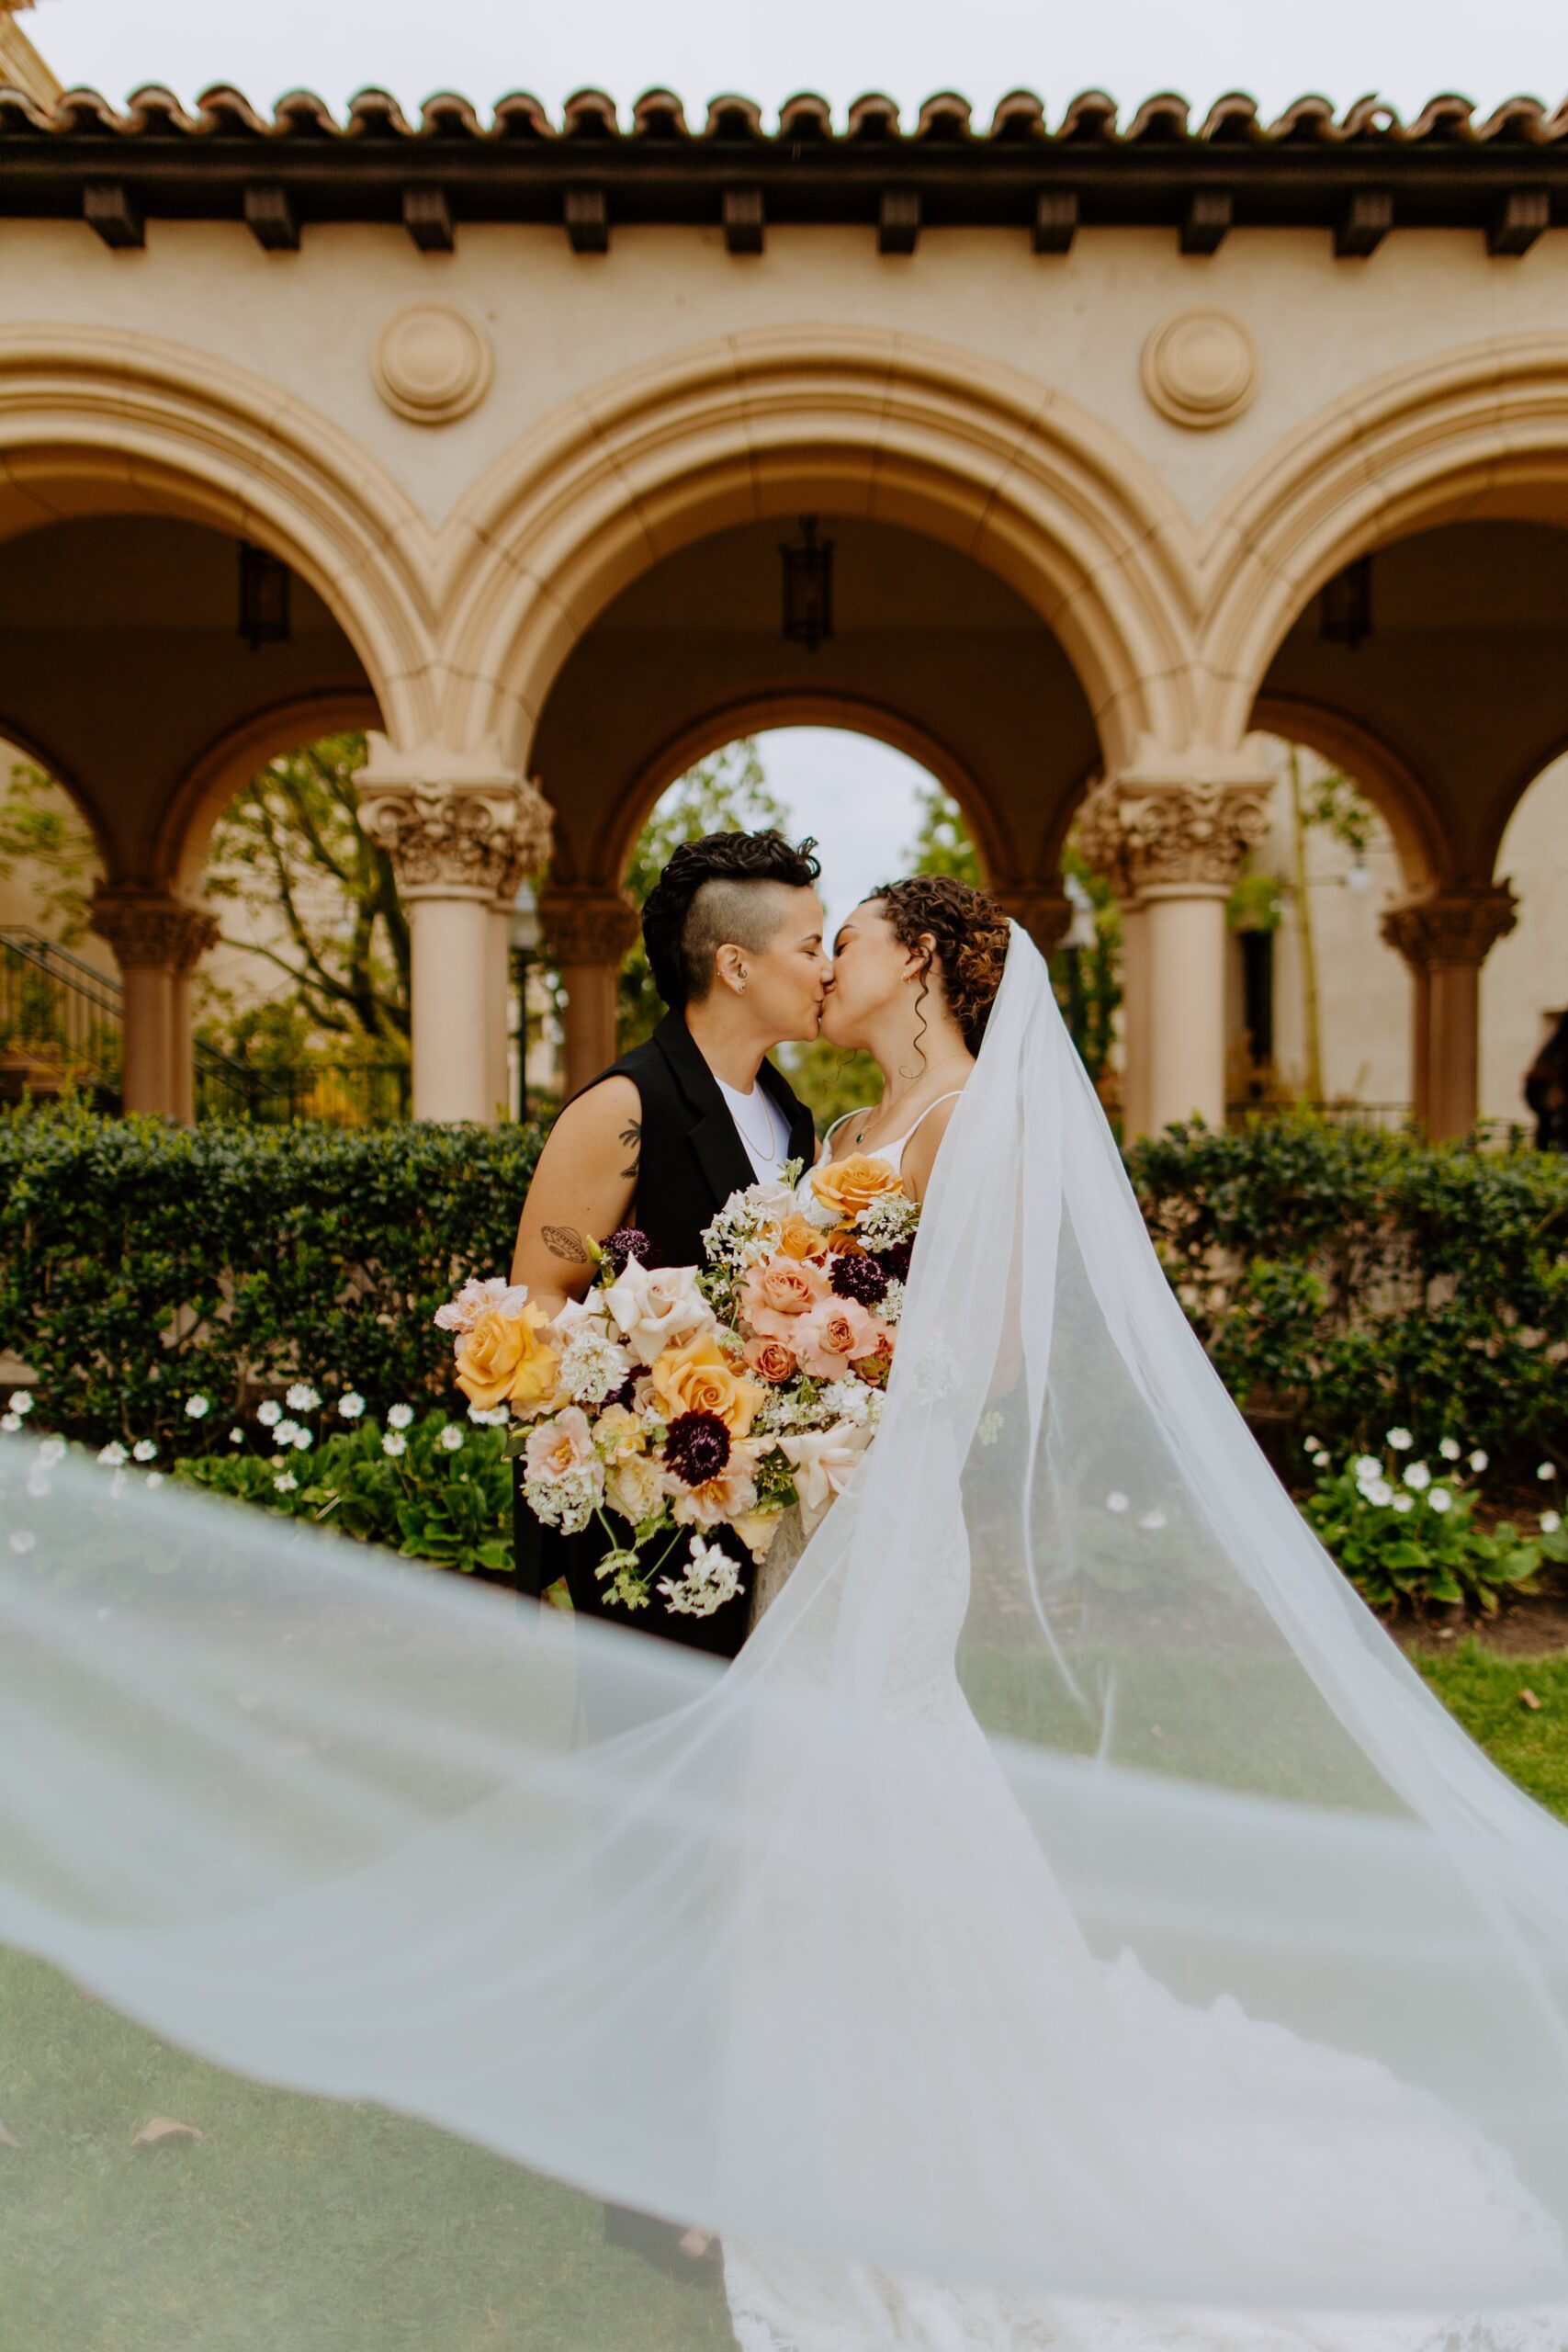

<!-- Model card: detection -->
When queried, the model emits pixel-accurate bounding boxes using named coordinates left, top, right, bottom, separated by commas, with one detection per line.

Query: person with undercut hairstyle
left=510, top=829, right=829, bottom=1661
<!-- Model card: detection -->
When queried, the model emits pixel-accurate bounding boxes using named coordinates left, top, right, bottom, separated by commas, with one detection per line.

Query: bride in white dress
left=728, top=875, right=1568, bottom=2351
left=3, top=877, right=1568, bottom=2350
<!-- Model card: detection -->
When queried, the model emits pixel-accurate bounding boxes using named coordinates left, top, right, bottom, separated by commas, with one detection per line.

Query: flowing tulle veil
left=3, top=923, right=1567, bottom=2346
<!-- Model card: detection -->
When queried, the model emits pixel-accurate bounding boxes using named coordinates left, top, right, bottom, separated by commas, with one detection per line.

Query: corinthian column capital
left=358, top=739, right=553, bottom=902
left=1077, top=755, right=1274, bottom=897
left=538, top=888, right=641, bottom=966
left=88, top=887, right=219, bottom=972
left=1381, top=884, right=1518, bottom=973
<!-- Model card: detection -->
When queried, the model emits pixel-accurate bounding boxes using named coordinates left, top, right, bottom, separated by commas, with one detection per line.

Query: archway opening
left=1485, top=752, right=1568, bottom=1136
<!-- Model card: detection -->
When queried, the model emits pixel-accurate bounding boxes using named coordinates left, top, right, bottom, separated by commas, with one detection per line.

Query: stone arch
left=1248, top=693, right=1448, bottom=891
left=592, top=689, right=1012, bottom=893
left=439, top=327, right=1195, bottom=783
left=1202, top=334, right=1568, bottom=752
left=0, top=326, right=434, bottom=751
left=159, top=689, right=385, bottom=893
left=0, top=706, right=115, bottom=876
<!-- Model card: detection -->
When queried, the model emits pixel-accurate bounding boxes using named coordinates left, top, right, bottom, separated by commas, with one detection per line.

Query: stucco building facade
left=0, top=31, right=1564, bottom=1132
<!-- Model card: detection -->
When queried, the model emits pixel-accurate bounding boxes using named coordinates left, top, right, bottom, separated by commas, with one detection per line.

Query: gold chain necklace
left=728, top=1086, right=779, bottom=1163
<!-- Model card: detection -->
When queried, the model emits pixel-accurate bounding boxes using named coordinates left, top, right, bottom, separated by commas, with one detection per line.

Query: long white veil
left=3, top=924, right=1567, bottom=2346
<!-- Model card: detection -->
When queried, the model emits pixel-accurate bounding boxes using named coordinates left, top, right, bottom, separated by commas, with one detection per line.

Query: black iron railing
left=0, top=929, right=409, bottom=1125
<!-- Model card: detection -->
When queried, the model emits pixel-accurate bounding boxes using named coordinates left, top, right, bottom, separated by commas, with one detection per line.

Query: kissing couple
left=509, top=828, right=1010, bottom=1656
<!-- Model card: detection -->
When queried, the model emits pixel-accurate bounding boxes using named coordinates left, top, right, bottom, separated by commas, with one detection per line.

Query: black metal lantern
left=237, top=538, right=291, bottom=650
left=780, top=514, right=834, bottom=651
left=1318, top=554, right=1372, bottom=650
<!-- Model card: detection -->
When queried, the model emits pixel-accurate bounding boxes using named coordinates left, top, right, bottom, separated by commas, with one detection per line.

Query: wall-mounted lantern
left=780, top=514, right=834, bottom=651
left=237, top=539, right=292, bottom=650
left=1318, top=554, right=1372, bottom=650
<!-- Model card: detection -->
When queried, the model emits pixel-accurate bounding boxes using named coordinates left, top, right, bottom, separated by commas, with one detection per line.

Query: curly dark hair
left=641, top=830, right=823, bottom=1011
left=865, top=875, right=1012, bottom=1056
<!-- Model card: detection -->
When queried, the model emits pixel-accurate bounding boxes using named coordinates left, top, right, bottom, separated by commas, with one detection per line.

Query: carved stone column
left=539, top=889, right=641, bottom=1099
left=88, top=888, right=219, bottom=1121
left=1078, top=761, right=1273, bottom=1136
left=1381, top=884, right=1517, bottom=1138
left=359, top=741, right=551, bottom=1124
left=990, top=886, right=1073, bottom=958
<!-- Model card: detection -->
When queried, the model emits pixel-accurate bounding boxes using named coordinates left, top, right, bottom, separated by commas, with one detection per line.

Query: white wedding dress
left=3, top=925, right=1568, bottom=2349
left=726, top=1094, right=1567, bottom=2352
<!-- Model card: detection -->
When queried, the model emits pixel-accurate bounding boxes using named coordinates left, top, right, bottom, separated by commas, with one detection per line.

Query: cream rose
left=606, top=1451, right=667, bottom=1526
left=650, top=1329, right=763, bottom=1437
left=780, top=1421, right=872, bottom=1527
left=604, top=1260, right=714, bottom=1367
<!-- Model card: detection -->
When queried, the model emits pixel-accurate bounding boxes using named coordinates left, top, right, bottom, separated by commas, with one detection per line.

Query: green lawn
left=3, top=1640, right=1565, bottom=2350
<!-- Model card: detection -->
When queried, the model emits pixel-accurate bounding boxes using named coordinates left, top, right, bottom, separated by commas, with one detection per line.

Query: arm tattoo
left=542, top=1224, right=590, bottom=1264
left=619, top=1120, right=641, bottom=1181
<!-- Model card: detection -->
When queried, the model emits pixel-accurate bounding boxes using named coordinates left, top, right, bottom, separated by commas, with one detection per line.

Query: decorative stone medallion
left=371, top=304, right=493, bottom=426
left=1141, top=309, right=1259, bottom=431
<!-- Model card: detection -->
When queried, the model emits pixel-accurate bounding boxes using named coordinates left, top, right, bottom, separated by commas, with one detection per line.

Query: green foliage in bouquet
left=0, top=1103, right=545, bottom=1453
left=1127, top=1114, right=1568, bottom=1474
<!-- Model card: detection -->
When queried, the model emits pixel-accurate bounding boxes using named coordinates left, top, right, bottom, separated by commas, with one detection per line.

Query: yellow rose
left=777, top=1212, right=829, bottom=1262
left=809, top=1153, right=904, bottom=1224
left=650, top=1329, right=762, bottom=1438
left=456, top=1304, right=559, bottom=1416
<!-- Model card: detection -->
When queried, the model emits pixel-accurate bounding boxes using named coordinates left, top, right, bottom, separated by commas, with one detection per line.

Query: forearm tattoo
left=619, top=1120, right=641, bottom=1181
left=542, top=1224, right=590, bottom=1264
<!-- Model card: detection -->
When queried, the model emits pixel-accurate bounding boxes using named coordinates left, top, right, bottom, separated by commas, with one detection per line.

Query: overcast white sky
left=24, top=0, right=1565, bottom=896
left=27, top=0, right=1568, bottom=120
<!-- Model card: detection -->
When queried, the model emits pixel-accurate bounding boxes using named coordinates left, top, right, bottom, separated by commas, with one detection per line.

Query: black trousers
left=512, top=1463, right=752, bottom=1660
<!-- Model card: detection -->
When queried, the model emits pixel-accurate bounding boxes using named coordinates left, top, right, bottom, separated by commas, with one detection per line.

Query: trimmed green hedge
left=3, top=1104, right=1564, bottom=1483
left=1128, top=1114, right=1568, bottom=1476
left=0, top=1105, right=544, bottom=1454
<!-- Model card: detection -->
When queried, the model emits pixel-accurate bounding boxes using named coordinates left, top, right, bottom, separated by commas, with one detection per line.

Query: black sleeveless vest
left=513, top=1014, right=816, bottom=1659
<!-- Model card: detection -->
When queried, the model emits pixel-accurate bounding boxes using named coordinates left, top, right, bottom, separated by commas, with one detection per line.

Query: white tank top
left=716, top=1075, right=792, bottom=1183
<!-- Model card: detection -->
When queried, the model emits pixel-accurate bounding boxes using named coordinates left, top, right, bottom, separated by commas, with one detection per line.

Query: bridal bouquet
left=434, top=1157, right=919, bottom=1618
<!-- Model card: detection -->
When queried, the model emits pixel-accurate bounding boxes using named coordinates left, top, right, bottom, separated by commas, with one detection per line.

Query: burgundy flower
left=663, top=1409, right=732, bottom=1487
left=829, top=1250, right=889, bottom=1307
left=872, top=1237, right=914, bottom=1283
left=603, top=1226, right=657, bottom=1277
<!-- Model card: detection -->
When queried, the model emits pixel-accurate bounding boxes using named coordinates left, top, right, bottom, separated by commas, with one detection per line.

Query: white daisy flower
left=1352, top=1454, right=1383, bottom=1483
left=1392, top=1493, right=1415, bottom=1515
left=1541, top=1510, right=1562, bottom=1535
left=0, top=1413, right=19, bottom=1433
left=1427, top=1488, right=1452, bottom=1514
left=1364, top=1478, right=1394, bottom=1508
left=1438, top=1438, right=1461, bottom=1462
left=273, top=1472, right=299, bottom=1494
left=185, top=1394, right=210, bottom=1419
left=292, top=1428, right=311, bottom=1451
left=383, top=1430, right=407, bottom=1458
left=1403, top=1462, right=1431, bottom=1492
left=437, top=1426, right=464, bottom=1453
left=1469, top=1450, right=1488, bottom=1473
left=229, top=1427, right=244, bottom=1445
left=272, top=1419, right=300, bottom=1449
left=256, top=1400, right=283, bottom=1428
left=1539, top=1464, right=1558, bottom=1482
left=1386, top=1428, right=1414, bottom=1452
left=96, top=1441, right=128, bottom=1467
left=337, top=1393, right=366, bottom=1421
left=8, top=1530, right=35, bottom=1554
left=1105, top=1492, right=1129, bottom=1514
left=131, top=1440, right=157, bottom=1463
left=8, top=1391, right=34, bottom=1416
left=387, top=1403, right=415, bottom=1431
left=286, top=1384, right=321, bottom=1413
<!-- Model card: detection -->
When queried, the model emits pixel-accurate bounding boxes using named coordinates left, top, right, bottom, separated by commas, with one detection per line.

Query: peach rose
left=793, top=1297, right=882, bottom=1379
left=740, top=1254, right=829, bottom=1328
left=456, top=1304, right=560, bottom=1415
left=776, top=1212, right=829, bottom=1262
left=744, top=1333, right=799, bottom=1385
left=650, top=1330, right=763, bottom=1438
left=670, top=1450, right=760, bottom=1532
left=809, top=1153, right=904, bottom=1224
